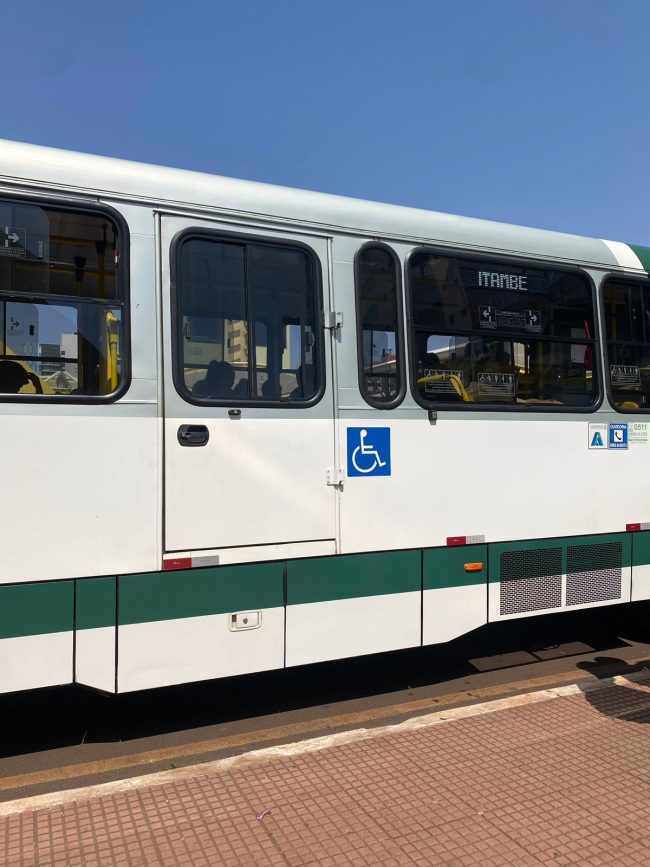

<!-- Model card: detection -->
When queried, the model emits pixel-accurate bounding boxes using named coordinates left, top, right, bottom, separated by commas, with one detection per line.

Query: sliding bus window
left=603, top=278, right=650, bottom=411
left=0, top=200, right=126, bottom=399
left=408, top=251, right=598, bottom=409
left=175, top=235, right=322, bottom=405
left=355, top=244, right=404, bottom=407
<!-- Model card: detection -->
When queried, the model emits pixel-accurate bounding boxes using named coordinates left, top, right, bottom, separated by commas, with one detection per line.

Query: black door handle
left=177, top=424, right=209, bottom=447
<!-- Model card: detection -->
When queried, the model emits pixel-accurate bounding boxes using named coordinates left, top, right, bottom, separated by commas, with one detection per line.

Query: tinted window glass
left=0, top=200, right=125, bottom=397
left=409, top=252, right=597, bottom=408
left=355, top=246, right=403, bottom=405
left=603, top=279, right=650, bottom=410
left=176, top=237, right=321, bottom=403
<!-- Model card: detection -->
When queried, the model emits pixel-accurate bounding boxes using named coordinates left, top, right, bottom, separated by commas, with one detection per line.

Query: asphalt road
left=2, top=602, right=650, bottom=803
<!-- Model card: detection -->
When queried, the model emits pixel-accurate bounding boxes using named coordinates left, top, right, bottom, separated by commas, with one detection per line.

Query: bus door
left=160, top=216, right=337, bottom=555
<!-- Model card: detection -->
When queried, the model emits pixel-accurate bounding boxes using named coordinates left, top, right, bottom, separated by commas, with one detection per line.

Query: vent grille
left=566, top=542, right=622, bottom=606
left=500, top=548, right=562, bottom=615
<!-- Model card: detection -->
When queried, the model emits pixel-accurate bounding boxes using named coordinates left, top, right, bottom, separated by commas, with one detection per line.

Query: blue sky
left=3, top=0, right=649, bottom=243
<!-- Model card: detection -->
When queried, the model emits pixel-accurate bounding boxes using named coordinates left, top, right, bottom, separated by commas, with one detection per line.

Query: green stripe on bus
left=1, top=529, right=643, bottom=639
left=489, top=533, right=630, bottom=583
left=118, top=561, right=284, bottom=626
left=632, top=531, right=650, bottom=567
left=287, top=549, right=420, bottom=605
left=76, top=576, right=116, bottom=630
left=628, top=244, right=650, bottom=273
left=423, top=544, right=487, bottom=589
left=0, top=581, right=73, bottom=640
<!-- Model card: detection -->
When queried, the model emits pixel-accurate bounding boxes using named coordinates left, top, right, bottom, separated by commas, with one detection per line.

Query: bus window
left=355, top=244, right=404, bottom=407
left=603, top=278, right=650, bottom=411
left=175, top=236, right=322, bottom=405
left=0, top=200, right=126, bottom=398
left=408, top=251, right=598, bottom=409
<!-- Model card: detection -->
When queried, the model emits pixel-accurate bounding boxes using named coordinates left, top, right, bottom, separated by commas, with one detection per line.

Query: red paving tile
left=4, top=680, right=650, bottom=864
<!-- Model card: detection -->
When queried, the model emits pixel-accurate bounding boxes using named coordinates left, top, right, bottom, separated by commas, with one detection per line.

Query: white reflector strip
left=191, top=555, right=220, bottom=567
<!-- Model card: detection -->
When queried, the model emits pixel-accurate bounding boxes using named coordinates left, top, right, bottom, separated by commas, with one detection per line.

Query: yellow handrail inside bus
left=100, top=311, right=120, bottom=393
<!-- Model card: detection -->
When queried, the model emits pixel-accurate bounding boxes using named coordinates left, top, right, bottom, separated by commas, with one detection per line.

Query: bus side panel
left=75, top=576, right=117, bottom=693
left=632, top=531, right=650, bottom=601
left=422, top=545, right=488, bottom=645
left=339, top=417, right=650, bottom=554
left=0, top=411, right=158, bottom=584
left=285, top=550, right=421, bottom=667
left=115, top=563, right=285, bottom=693
left=0, top=221, right=160, bottom=586
left=0, top=582, right=73, bottom=693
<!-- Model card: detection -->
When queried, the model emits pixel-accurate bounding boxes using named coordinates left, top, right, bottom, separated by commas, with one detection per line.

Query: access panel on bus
left=161, top=216, right=336, bottom=554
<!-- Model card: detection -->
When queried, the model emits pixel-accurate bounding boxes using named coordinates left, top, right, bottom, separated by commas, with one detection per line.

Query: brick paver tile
left=4, top=685, right=650, bottom=865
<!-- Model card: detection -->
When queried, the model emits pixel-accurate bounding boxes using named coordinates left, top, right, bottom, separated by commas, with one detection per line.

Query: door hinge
left=325, top=311, right=343, bottom=330
left=326, top=467, right=343, bottom=487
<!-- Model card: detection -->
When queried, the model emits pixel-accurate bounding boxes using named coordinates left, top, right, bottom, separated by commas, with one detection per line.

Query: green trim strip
left=628, top=244, right=650, bottom=273
left=118, top=562, right=284, bottom=626
left=632, top=531, right=650, bottom=568
left=76, top=576, right=116, bottom=630
left=0, top=582, right=73, bottom=640
left=0, top=530, right=643, bottom=638
left=287, top=550, right=420, bottom=605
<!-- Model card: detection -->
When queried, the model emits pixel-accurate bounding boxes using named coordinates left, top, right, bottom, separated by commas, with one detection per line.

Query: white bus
left=1, top=139, right=649, bottom=695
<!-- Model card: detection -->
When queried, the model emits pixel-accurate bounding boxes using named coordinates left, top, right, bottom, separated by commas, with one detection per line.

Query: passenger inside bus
left=290, top=363, right=316, bottom=400
left=0, top=360, right=43, bottom=394
left=192, top=360, right=235, bottom=398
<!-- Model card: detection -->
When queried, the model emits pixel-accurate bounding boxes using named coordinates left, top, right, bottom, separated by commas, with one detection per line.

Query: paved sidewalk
left=3, top=671, right=650, bottom=866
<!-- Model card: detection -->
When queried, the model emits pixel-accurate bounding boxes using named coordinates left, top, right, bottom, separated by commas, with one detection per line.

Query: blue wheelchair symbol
left=347, top=427, right=391, bottom=477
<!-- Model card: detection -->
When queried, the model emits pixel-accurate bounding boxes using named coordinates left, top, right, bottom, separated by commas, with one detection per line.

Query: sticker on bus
left=347, top=427, right=391, bottom=477
left=588, top=423, right=608, bottom=449
left=609, top=423, right=628, bottom=450
left=630, top=423, right=648, bottom=444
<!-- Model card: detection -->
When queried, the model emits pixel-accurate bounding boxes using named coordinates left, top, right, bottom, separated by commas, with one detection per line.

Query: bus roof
left=0, top=138, right=647, bottom=272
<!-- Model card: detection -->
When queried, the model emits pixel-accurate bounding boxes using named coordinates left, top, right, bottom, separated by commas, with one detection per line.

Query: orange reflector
left=464, top=562, right=483, bottom=572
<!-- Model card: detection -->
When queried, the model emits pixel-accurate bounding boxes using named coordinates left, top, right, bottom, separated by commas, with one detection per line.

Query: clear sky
left=3, top=0, right=649, bottom=243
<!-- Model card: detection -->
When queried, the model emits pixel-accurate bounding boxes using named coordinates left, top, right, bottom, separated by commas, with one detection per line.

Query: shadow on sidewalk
left=575, top=657, right=650, bottom=724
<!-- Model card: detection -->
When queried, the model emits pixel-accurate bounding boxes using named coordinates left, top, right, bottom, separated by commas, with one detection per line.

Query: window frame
left=354, top=241, right=406, bottom=409
left=0, top=193, right=130, bottom=404
left=170, top=228, right=326, bottom=409
left=405, top=245, right=603, bottom=413
left=601, top=271, right=650, bottom=414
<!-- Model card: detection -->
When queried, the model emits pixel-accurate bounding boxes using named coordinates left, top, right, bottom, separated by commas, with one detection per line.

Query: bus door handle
left=177, top=424, right=210, bottom=447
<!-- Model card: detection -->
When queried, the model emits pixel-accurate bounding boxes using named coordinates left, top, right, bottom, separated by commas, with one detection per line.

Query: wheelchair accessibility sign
left=347, top=427, right=391, bottom=477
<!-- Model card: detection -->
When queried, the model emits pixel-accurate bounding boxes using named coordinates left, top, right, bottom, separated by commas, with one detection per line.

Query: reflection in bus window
left=603, top=279, right=650, bottom=411
left=0, top=200, right=125, bottom=397
left=176, top=237, right=321, bottom=404
left=409, top=252, right=597, bottom=408
left=355, top=245, right=403, bottom=406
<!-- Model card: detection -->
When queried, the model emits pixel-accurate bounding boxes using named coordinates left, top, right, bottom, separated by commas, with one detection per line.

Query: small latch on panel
left=325, top=311, right=343, bottom=330
left=326, top=467, right=343, bottom=487
left=229, top=611, right=262, bottom=631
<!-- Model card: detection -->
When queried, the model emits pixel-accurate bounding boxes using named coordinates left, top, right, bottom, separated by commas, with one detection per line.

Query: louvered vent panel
left=566, top=542, right=622, bottom=606
left=500, top=547, right=562, bottom=615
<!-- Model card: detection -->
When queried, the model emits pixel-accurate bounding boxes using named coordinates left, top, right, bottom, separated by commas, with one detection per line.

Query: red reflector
left=626, top=524, right=641, bottom=533
left=447, top=536, right=467, bottom=546
left=163, top=557, right=192, bottom=570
